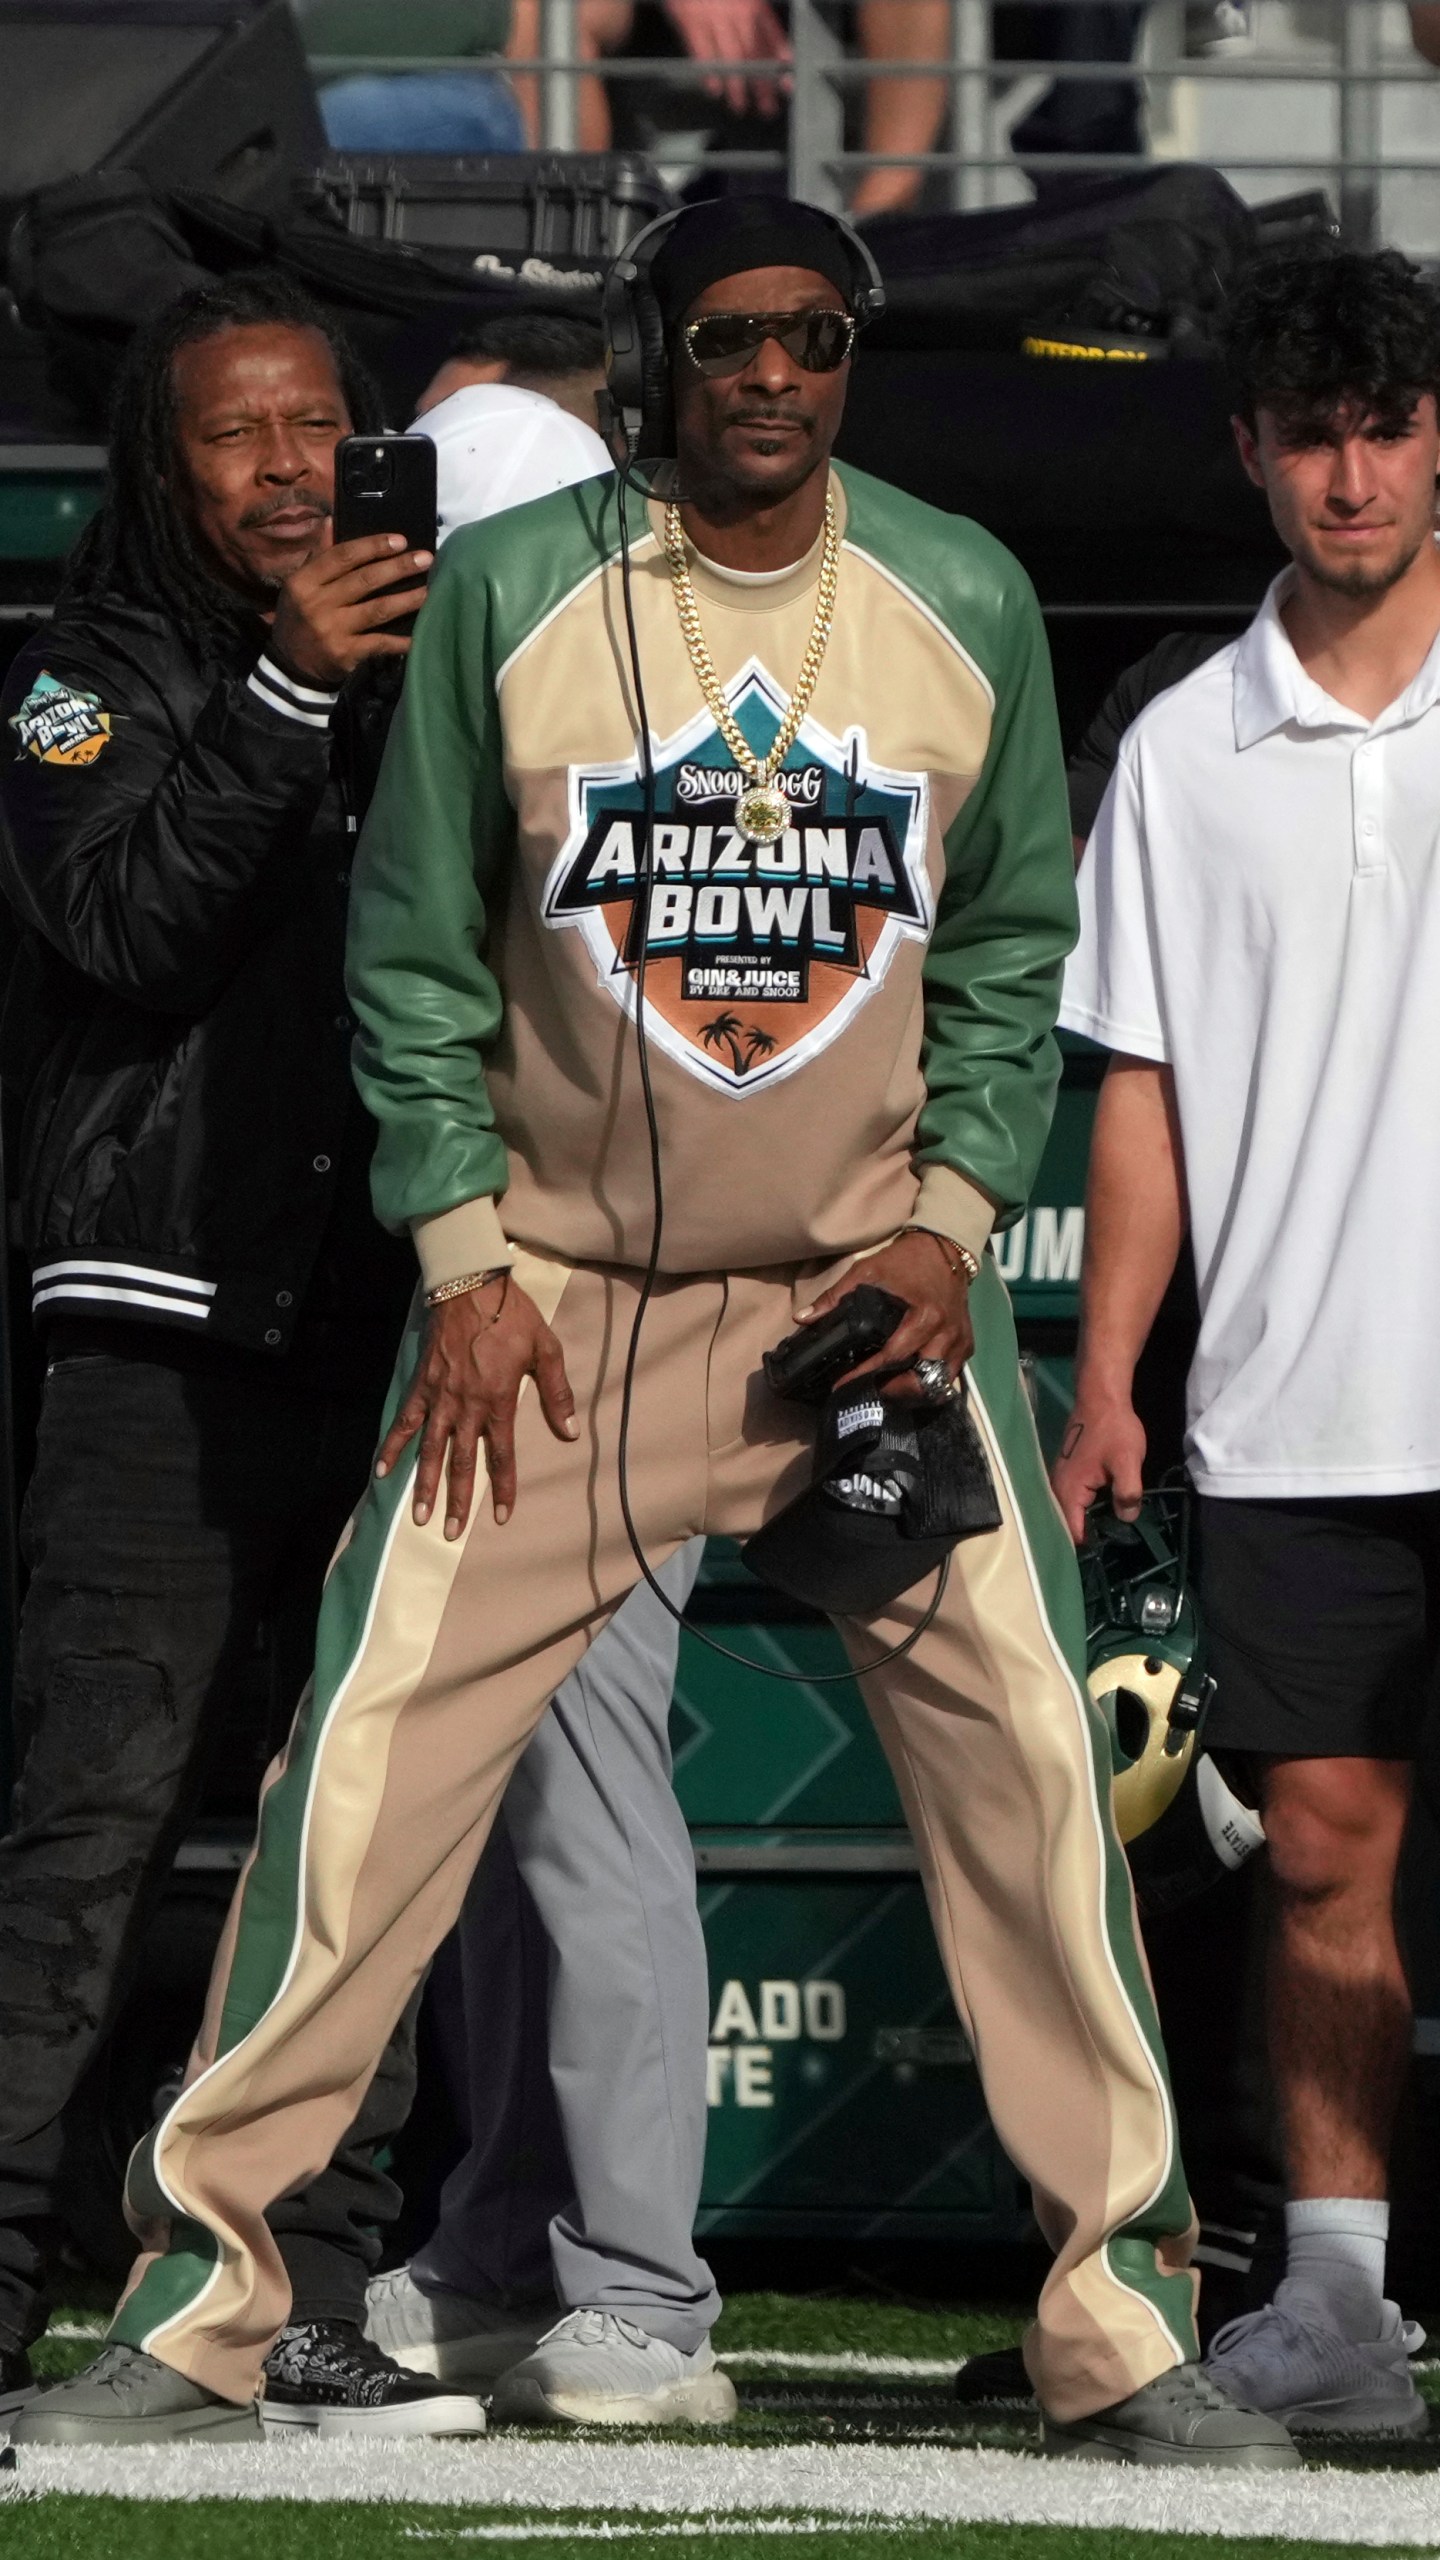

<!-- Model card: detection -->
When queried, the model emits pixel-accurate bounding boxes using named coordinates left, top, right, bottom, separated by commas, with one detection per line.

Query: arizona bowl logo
left=541, top=662, right=932, bottom=1097
left=10, top=671, right=114, bottom=768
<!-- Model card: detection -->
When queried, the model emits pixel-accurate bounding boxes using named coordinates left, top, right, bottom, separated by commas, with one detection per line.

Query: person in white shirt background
left=1053, top=244, right=1440, bottom=2441
left=410, top=312, right=612, bottom=536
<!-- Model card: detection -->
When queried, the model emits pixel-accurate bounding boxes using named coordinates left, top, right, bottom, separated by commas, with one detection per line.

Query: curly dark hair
left=65, top=268, right=383, bottom=648
left=1221, top=244, right=1440, bottom=439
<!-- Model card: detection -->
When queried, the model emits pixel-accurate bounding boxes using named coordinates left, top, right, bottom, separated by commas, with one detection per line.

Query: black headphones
left=601, top=202, right=886, bottom=471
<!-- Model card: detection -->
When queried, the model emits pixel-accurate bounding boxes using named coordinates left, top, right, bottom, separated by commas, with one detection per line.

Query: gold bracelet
left=424, top=1264, right=511, bottom=1309
left=903, top=1225, right=981, bottom=1286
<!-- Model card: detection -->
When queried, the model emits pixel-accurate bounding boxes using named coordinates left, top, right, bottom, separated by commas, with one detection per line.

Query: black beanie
left=649, top=196, right=861, bottom=332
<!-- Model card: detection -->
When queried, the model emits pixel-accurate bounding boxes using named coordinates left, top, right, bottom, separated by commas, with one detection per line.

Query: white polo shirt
left=1060, top=572, right=1440, bottom=1500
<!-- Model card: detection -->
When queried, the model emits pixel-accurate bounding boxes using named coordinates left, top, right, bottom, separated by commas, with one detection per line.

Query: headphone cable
left=610, top=461, right=946, bottom=1684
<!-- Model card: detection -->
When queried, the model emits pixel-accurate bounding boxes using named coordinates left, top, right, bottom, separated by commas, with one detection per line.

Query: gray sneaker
left=9, top=2345, right=263, bottom=2446
left=1043, top=2358, right=1300, bottom=2466
left=1204, top=2286, right=1428, bottom=2437
left=489, top=2309, right=739, bottom=2429
left=364, top=2264, right=556, bottom=2385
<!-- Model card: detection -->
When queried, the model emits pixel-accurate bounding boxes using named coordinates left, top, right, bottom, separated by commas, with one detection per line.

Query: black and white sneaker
left=262, top=2319, right=486, bottom=2438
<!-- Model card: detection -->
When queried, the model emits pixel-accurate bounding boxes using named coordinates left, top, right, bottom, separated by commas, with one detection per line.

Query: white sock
left=1283, top=2197, right=1388, bottom=2342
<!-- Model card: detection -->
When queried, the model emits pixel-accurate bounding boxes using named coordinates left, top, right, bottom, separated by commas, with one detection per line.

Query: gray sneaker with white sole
left=9, top=2345, right=263, bottom=2446
left=489, top=2308, right=738, bottom=2429
left=364, top=2263, right=556, bottom=2385
left=1204, top=2285, right=1428, bottom=2437
left=1043, top=2358, right=1300, bottom=2466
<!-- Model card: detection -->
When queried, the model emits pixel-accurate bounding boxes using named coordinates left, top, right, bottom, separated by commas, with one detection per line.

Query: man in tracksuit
left=27, top=197, right=1293, bottom=2466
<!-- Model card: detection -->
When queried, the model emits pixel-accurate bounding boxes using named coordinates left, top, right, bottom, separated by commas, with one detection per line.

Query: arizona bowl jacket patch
left=542, top=661, right=931, bottom=1096
left=10, top=671, right=113, bottom=766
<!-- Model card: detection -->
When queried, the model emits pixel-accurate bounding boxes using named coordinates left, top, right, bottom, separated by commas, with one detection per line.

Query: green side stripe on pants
left=968, top=1259, right=1198, bottom=2356
left=109, top=2221, right=220, bottom=2351
left=110, top=1307, right=426, bottom=2353
left=214, top=1301, right=426, bottom=2055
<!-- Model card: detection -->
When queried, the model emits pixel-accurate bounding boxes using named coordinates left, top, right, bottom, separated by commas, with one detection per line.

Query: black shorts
left=1194, top=1491, right=1440, bottom=1761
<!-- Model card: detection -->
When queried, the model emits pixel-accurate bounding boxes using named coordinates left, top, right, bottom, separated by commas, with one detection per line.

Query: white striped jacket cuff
left=246, top=654, right=341, bottom=731
left=32, top=1255, right=216, bottom=1324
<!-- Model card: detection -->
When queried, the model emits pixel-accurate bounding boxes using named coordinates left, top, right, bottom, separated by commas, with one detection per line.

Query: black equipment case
left=311, top=150, right=672, bottom=268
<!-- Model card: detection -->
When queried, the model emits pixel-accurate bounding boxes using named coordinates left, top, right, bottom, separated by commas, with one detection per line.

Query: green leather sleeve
left=919, top=560, right=1076, bottom=1227
left=347, top=476, right=627, bottom=1235
left=346, top=526, right=515, bottom=1235
left=837, top=467, right=1077, bottom=1229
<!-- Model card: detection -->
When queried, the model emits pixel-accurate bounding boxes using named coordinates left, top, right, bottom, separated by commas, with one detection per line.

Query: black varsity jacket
left=0, top=588, right=401, bottom=1356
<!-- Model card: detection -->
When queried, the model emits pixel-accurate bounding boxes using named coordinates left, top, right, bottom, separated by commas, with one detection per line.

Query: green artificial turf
left=711, top=2295, right=1028, bottom=2360
left=4, top=2509, right=1440, bottom=2560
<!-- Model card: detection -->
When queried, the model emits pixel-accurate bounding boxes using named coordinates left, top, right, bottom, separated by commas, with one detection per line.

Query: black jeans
left=0, top=1348, right=412, bottom=2353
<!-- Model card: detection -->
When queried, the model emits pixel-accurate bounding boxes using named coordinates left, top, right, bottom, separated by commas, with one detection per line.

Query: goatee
left=1308, top=527, right=1428, bottom=601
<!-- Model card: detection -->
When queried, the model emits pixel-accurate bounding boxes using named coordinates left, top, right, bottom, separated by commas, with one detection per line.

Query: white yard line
left=9, top=2438, right=1440, bottom=2544
left=404, top=2526, right=912, bottom=2543
left=717, top=2353, right=961, bottom=2378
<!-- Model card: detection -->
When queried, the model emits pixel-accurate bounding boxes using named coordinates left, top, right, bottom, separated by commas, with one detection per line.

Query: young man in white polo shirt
left=1054, top=245, right=1440, bottom=2438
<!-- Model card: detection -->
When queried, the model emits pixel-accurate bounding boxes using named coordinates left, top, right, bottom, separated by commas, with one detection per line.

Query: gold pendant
left=737, top=782, right=789, bottom=845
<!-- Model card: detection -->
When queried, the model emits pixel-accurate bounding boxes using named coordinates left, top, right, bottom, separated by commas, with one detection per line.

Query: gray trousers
left=413, top=1540, right=718, bottom=2353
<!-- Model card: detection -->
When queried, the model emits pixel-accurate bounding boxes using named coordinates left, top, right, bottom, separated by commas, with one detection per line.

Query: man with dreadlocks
left=0, top=267, right=481, bottom=2439
left=0, top=269, right=731, bottom=2442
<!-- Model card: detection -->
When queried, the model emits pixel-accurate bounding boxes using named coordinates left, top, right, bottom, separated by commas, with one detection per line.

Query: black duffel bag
left=861, top=165, right=1331, bottom=357
left=9, top=169, right=607, bottom=431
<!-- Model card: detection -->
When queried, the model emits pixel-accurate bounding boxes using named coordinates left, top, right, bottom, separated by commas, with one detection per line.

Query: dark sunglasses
left=682, top=307, right=857, bottom=379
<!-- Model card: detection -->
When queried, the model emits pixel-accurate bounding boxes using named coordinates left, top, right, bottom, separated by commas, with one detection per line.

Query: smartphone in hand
left=333, top=434, right=438, bottom=635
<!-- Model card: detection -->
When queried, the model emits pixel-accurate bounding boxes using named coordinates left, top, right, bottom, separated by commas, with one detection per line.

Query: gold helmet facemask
left=1081, top=1492, right=1214, bottom=1844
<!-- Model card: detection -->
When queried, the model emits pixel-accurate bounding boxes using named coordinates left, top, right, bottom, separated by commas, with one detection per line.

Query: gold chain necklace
left=662, top=494, right=840, bottom=846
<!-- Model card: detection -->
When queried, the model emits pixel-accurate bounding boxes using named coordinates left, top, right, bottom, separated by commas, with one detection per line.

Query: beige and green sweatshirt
left=347, top=462, right=1078, bottom=1287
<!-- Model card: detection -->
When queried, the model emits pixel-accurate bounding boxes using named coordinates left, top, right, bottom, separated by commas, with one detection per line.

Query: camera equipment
left=744, top=1334, right=1001, bottom=1617
left=755, top=1279, right=999, bottom=1608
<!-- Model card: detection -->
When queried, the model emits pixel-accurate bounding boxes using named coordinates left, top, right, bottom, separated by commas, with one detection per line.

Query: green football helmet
left=1083, top=1488, right=1264, bottom=1912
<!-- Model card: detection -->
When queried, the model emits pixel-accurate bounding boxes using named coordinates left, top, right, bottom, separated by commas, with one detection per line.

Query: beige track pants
left=113, top=1250, right=1198, bottom=2419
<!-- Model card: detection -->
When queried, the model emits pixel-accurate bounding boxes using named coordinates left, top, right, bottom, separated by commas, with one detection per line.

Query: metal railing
left=309, top=0, right=1440, bottom=250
